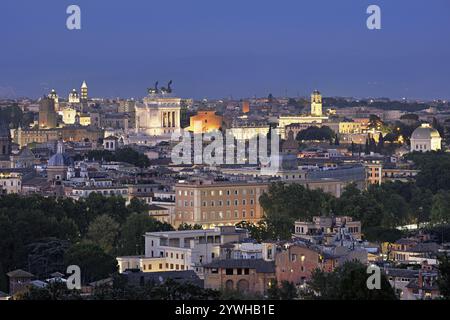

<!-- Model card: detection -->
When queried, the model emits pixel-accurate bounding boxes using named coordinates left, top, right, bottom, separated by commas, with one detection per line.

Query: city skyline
left=1, top=0, right=450, bottom=100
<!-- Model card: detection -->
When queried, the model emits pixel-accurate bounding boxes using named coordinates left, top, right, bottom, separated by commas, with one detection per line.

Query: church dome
left=411, top=124, right=440, bottom=140
left=47, top=141, right=73, bottom=167
left=48, top=153, right=73, bottom=167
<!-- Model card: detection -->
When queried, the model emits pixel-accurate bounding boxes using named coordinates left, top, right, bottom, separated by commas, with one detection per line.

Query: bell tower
left=81, top=81, right=88, bottom=101
left=311, top=90, right=323, bottom=117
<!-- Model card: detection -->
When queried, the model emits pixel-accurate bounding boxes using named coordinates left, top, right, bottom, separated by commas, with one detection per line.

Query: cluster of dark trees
left=0, top=193, right=173, bottom=292
left=75, top=147, right=151, bottom=168
left=253, top=183, right=412, bottom=240
left=244, top=152, right=450, bottom=243
left=269, top=261, right=399, bottom=300
left=301, top=261, right=397, bottom=300
left=246, top=180, right=432, bottom=242
left=19, top=276, right=221, bottom=300
left=296, top=126, right=335, bottom=142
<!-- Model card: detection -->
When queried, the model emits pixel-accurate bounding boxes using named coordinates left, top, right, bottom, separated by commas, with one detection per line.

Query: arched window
left=237, top=279, right=249, bottom=293
left=225, top=279, right=234, bottom=291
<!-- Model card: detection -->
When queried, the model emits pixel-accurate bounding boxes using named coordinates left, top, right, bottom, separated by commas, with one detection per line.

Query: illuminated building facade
left=410, top=123, right=441, bottom=152
left=174, top=180, right=268, bottom=229
left=81, top=81, right=88, bottom=101
left=68, top=89, right=80, bottom=103
left=135, top=96, right=181, bottom=137
left=187, top=110, right=223, bottom=133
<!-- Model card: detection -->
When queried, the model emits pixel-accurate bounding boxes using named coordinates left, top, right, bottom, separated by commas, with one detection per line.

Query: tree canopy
left=301, top=261, right=397, bottom=300
left=0, top=194, right=172, bottom=291
left=296, top=126, right=335, bottom=142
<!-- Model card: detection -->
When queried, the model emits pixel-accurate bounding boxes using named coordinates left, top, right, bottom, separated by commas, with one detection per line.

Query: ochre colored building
left=187, top=110, right=223, bottom=134
left=174, top=180, right=268, bottom=229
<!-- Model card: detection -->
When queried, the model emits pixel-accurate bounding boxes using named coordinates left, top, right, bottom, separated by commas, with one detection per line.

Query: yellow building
left=79, top=115, right=91, bottom=126
left=62, top=107, right=77, bottom=125
left=311, top=90, right=323, bottom=117
left=339, top=122, right=362, bottom=134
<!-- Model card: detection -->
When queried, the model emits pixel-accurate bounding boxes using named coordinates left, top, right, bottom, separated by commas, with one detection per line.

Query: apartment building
left=275, top=243, right=367, bottom=285
left=116, top=226, right=248, bottom=278
left=0, top=172, right=22, bottom=194
left=174, top=180, right=268, bottom=229
left=203, top=259, right=276, bottom=295
left=294, top=216, right=362, bottom=242
left=366, top=161, right=419, bottom=185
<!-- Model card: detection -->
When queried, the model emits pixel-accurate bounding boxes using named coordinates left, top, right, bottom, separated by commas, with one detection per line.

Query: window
left=242, top=199, right=246, bottom=205
left=244, top=268, right=250, bottom=275
left=159, top=264, right=163, bottom=269
left=237, top=268, right=243, bottom=275
left=211, top=268, right=218, bottom=274
left=170, top=264, right=174, bottom=269
left=226, top=268, right=234, bottom=275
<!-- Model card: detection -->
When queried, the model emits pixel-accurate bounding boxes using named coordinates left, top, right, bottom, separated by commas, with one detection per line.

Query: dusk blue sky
left=0, top=0, right=449, bottom=100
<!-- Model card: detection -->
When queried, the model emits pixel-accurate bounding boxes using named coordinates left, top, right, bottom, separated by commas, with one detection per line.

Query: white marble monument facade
left=135, top=95, right=182, bottom=138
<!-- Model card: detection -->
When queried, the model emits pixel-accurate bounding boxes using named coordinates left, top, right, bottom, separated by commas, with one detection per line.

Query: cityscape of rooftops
left=1, top=0, right=450, bottom=313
